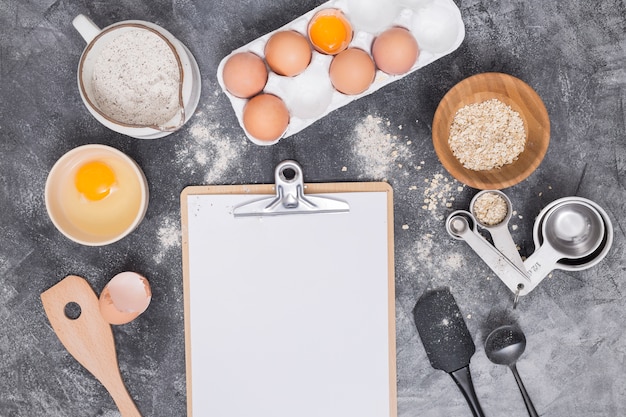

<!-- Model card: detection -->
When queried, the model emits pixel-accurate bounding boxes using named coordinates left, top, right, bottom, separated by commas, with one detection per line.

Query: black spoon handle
left=450, top=366, right=486, bottom=417
left=510, top=364, right=539, bottom=417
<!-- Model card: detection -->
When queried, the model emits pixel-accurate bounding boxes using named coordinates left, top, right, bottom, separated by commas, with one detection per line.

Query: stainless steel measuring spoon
left=470, top=190, right=526, bottom=272
left=446, top=211, right=531, bottom=296
left=524, top=199, right=605, bottom=283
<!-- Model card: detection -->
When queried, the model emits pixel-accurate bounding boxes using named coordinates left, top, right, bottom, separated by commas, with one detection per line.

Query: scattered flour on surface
left=445, top=252, right=464, bottom=270
left=177, top=103, right=246, bottom=184
left=154, top=216, right=181, bottom=264
left=346, top=115, right=469, bottom=279
left=415, top=234, right=438, bottom=267
left=398, top=233, right=464, bottom=276
left=401, top=233, right=435, bottom=272
left=351, top=114, right=410, bottom=180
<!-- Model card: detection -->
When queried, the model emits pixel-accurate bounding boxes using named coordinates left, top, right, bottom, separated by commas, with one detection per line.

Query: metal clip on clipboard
left=233, top=160, right=350, bottom=217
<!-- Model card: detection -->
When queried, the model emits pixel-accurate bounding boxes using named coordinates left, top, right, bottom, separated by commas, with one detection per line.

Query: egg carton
left=217, top=0, right=466, bottom=146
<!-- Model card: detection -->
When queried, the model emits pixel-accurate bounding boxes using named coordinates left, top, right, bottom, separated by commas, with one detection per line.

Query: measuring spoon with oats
left=470, top=190, right=526, bottom=273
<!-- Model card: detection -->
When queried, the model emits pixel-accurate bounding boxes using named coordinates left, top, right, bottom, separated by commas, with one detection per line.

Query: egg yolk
left=309, top=12, right=352, bottom=54
left=75, top=160, right=116, bottom=201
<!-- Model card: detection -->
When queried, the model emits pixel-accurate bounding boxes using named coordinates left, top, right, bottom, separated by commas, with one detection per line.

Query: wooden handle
left=41, top=275, right=142, bottom=417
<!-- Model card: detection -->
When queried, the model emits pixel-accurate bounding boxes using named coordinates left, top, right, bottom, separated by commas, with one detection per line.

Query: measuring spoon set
left=418, top=195, right=613, bottom=414
left=446, top=191, right=613, bottom=303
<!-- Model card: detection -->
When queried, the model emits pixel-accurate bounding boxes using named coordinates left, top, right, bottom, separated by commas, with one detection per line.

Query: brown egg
left=329, top=48, right=375, bottom=95
left=222, top=52, right=268, bottom=98
left=264, top=31, right=312, bottom=77
left=372, top=27, right=420, bottom=75
left=99, top=271, right=152, bottom=325
left=242, top=94, right=290, bottom=142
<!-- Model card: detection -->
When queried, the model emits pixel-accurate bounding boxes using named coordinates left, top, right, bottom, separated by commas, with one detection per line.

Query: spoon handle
left=510, top=364, right=539, bottom=417
left=41, top=275, right=142, bottom=417
left=446, top=212, right=531, bottom=295
left=489, top=226, right=527, bottom=272
left=450, top=366, right=485, bottom=417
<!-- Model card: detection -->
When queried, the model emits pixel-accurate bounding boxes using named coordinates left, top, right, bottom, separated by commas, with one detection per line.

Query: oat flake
left=448, top=98, right=526, bottom=171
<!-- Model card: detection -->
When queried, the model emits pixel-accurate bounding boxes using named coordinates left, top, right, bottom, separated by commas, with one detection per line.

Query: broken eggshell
left=99, top=271, right=152, bottom=325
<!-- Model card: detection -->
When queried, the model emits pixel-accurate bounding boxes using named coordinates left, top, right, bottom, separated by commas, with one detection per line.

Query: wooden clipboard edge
left=180, top=181, right=396, bottom=417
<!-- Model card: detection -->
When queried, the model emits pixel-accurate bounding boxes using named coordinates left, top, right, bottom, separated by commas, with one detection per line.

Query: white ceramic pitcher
left=73, top=14, right=202, bottom=139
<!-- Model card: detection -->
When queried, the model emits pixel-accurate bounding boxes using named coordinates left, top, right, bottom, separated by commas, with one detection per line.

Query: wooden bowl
left=432, top=72, right=550, bottom=190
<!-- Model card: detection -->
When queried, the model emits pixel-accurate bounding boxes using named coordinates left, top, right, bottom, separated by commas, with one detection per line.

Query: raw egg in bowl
left=45, top=144, right=149, bottom=245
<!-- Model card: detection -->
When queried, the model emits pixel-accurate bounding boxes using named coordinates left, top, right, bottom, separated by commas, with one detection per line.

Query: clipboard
left=181, top=160, right=396, bottom=417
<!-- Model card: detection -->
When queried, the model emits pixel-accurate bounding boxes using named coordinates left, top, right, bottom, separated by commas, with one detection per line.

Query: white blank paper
left=184, top=190, right=394, bottom=417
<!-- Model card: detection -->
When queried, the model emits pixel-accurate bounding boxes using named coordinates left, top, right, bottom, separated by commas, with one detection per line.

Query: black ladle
left=484, top=325, right=539, bottom=417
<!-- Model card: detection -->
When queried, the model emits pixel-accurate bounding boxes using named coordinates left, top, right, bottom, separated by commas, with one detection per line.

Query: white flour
left=347, top=114, right=470, bottom=283
left=154, top=216, right=181, bottom=264
left=153, top=101, right=247, bottom=263
left=92, top=29, right=180, bottom=126
left=177, top=103, right=247, bottom=184
left=351, top=115, right=411, bottom=180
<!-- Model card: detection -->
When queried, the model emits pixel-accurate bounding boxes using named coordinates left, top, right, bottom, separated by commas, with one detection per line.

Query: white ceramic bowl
left=45, top=144, right=149, bottom=245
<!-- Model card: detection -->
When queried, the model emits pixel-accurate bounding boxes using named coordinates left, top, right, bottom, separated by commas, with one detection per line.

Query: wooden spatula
left=41, top=275, right=142, bottom=417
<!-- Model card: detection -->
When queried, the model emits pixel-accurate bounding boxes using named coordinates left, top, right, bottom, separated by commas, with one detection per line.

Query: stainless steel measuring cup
left=470, top=190, right=525, bottom=272
left=524, top=198, right=607, bottom=281
left=532, top=197, right=613, bottom=271
left=447, top=195, right=613, bottom=300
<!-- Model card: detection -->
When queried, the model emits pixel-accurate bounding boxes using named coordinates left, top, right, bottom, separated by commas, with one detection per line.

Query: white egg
left=411, top=4, right=460, bottom=53
left=346, top=0, right=401, bottom=34
left=283, top=55, right=334, bottom=119
left=400, top=0, right=434, bottom=10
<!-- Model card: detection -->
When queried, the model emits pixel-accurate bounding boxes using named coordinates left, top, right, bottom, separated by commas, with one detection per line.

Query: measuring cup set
left=446, top=190, right=613, bottom=301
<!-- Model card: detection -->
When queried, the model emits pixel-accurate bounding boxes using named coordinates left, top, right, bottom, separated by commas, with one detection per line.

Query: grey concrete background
left=1, top=0, right=625, bottom=416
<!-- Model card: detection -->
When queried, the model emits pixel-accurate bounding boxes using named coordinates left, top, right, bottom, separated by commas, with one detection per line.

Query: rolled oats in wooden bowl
left=432, top=72, right=550, bottom=190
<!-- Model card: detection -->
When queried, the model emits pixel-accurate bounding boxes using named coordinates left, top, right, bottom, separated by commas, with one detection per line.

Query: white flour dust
left=177, top=102, right=246, bottom=184
left=346, top=114, right=469, bottom=280
left=399, top=233, right=436, bottom=274
left=445, top=252, right=464, bottom=269
left=351, top=115, right=411, bottom=180
left=413, top=234, right=435, bottom=270
left=153, top=215, right=181, bottom=264
left=398, top=233, right=465, bottom=278
left=348, top=115, right=465, bottom=218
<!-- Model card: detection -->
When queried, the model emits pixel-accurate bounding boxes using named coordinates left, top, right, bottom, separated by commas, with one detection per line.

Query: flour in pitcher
left=92, top=29, right=180, bottom=126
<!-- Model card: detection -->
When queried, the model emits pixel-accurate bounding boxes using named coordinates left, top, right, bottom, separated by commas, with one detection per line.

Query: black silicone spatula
left=413, top=288, right=485, bottom=417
